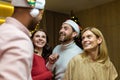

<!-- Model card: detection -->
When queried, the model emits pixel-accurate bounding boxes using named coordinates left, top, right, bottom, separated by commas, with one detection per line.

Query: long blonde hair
left=81, top=27, right=108, bottom=63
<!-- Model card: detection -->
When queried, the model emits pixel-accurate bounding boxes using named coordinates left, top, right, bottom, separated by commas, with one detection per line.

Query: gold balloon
left=0, top=1, right=14, bottom=24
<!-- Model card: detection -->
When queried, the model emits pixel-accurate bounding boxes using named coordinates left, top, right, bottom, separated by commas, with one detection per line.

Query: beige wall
left=76, top=0, right=120, bottom=79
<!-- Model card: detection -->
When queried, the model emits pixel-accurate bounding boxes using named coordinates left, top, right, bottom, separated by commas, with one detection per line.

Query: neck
left=34, top=48, right=43, bottom=56
left=89, top=52, right=98, bottom=61
left=87, top=47, right=99, bottom=61
left=61, top=39, right=74, bottom=45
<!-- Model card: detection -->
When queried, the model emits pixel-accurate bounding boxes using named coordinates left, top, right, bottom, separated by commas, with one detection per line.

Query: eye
left=81, top=36, right=85, bottom=40
left=64, top=26, right=68, bottom=30
left=35, top=35, right=40, bottom=37
left=87, top=35, right=92, bottom=39
left=42, top=35, right=46, bottom=39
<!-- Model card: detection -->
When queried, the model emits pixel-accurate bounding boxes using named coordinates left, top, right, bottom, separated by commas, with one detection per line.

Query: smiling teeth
left=84, top=43, right=90, bottom=46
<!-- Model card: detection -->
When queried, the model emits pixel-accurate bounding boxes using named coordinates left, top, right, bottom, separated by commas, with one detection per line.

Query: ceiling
left=45, top=0, right=116, bottom=14
left=2, top=0, right=116, bottom=14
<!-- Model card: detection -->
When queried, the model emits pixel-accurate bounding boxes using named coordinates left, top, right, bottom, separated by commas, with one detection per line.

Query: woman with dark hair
left=31, top=29, right=53, bottom=80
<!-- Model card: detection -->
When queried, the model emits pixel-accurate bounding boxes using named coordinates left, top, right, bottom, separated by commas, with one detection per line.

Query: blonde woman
left=64, top=27, right=118, bottom=80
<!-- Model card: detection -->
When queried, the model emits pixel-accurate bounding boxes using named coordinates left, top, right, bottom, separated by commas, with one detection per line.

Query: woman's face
left=81, top=30, right=101, bottom=52
left=33, top=31, right=47, bottom=48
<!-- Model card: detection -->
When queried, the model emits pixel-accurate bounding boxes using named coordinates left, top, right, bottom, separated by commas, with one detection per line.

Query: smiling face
left=32, top=30, right=47, bottom=49
left=59, top=23, right=77, bottom=44
left=82, top=30, right=102, bottom=52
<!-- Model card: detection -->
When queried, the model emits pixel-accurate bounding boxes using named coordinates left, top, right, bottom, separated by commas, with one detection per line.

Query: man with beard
left=46, top=19, right=83, bottom=80
left=0, top=0, right=45, bottom=80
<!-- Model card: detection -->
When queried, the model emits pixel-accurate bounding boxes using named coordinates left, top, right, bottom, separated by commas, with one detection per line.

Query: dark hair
left=69, top=18, right=83, bottom=49
left=31, top=29, right=52, bottom=62
left=74, top=33, right=83, bottom=49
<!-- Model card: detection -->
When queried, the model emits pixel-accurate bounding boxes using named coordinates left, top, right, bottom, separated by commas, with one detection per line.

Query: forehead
left=61, top=23, right=72, bottom=29
left=82, top=30, right=95, bottom=36
left=34, top=31, right=46, bottom=36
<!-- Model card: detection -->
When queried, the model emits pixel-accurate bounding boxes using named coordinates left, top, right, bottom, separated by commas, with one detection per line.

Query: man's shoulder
left=73, top=44, right=83, bottom=50
left=53, top=44, right=61, bottom=49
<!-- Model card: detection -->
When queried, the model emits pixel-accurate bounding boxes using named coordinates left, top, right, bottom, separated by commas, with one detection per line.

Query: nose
left=59, top=28, right=64, bottom=33
left=38, top=37, right=43, bottom=41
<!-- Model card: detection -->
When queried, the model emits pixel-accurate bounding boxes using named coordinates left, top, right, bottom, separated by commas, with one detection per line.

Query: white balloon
left=30, top=8, right=39, bottom=17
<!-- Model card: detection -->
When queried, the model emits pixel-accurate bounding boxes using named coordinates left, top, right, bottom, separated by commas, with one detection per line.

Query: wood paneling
left=76, top=0, right=120, bottom=79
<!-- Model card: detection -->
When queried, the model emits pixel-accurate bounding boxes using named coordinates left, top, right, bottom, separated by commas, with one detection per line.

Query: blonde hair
left=81, top=27, right=108, bottom=63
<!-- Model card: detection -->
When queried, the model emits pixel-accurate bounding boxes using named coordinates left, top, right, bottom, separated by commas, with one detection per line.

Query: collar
left=5, top=17, right=31, bottom=37
left=61, top=41, right=75, bottom=50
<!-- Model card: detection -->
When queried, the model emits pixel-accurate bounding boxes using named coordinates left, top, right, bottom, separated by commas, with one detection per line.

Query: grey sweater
left=47, top=41, right=83, bottom=80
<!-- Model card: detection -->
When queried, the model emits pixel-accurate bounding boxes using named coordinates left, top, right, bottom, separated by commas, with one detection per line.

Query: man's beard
left=27, top=18, right=39, bottom=31
left=59, top=33, right=72, bottom=43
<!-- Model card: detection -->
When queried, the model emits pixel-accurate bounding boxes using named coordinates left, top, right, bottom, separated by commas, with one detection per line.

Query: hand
left=48, top=54, right=59, bottom=64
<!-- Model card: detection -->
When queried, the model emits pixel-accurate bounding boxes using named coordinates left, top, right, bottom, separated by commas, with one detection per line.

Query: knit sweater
left=32, top=54, right=52, bottom=80
left=47, top=41, right=83, bottom=80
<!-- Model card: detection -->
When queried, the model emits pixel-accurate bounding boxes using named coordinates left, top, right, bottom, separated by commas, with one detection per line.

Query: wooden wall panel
left=76, top=0, right=120, bottom=79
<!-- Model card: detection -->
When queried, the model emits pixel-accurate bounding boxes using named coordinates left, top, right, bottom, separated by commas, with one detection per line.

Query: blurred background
left=0, top=0, right=119, bottom=79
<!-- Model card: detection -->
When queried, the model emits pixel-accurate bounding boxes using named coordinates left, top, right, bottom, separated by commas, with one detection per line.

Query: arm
left=46, top=53, right=59, bottom=71
left=33, top=71, right=53, bottom=80
left=0, top=33, right=33, bottom=80
left=64, top=59, right=75, bottom=80
left=109, top=62, right=118, bottom=80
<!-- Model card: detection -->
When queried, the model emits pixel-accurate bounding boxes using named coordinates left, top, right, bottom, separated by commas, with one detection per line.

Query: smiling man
left=0, top=0, right=45, bottom=80
left=47, top=19, right=83, bottom=80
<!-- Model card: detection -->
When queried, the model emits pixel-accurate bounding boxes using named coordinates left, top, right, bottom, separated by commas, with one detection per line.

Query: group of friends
left=0, top=0, right=118, bottom=80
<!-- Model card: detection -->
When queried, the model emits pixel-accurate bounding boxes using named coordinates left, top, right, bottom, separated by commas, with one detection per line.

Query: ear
left=72, top=32, right=78, bottom=38
left=97, top=37, right=102, bottom=44
left=40, top=9, right=44, bottom=15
